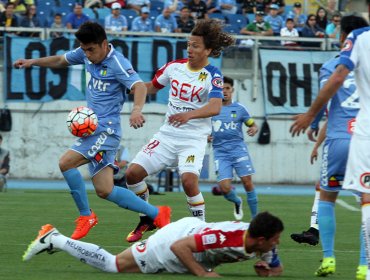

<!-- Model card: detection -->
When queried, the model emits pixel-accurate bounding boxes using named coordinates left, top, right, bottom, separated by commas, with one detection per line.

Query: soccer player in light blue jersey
left=13, top=22, right=171, bottom=241
left=290, top=15, right=369, bottom=280
left=209, top=76, right=258, bottom=221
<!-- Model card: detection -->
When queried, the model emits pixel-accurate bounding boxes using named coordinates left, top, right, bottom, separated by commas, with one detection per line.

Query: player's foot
left=233, top=197, right=244, bottom=220
left=153, top=206, right=171, bottom=228
left=71, top=210, right=98, bottom=240
left=315, top=257, right=336, bottom=277
left=126, top=216, right=157, bottom=243
left=23, top=224, right=59, bottom=261
left=356, top=265, right=367, bottom=280
left=291, top=227, right=319, bottom=246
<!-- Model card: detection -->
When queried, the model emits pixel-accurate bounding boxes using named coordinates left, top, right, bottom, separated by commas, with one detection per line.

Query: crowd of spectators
left=0, top=0, right=343, bottom=48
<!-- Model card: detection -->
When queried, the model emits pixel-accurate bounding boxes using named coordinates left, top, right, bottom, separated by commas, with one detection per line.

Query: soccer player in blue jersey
left=209, top=76, right=258, bottom=221
left=290, top=15, right=369, bottom=280
left=13, top=21, right=171, bottom=240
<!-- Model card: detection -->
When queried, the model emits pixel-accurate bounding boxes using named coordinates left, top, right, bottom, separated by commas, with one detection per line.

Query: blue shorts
left=70, top=125, right=120, bottom=177
left=214, top=147, right=255, bottom=182
left=320, top=138, right=350, bottom=192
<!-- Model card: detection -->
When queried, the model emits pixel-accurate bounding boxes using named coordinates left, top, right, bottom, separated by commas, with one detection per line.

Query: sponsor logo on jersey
left=348, top=118, right=356, bottom=134
left=94, top=151, right=104, bottom=163
left=185, top=155, right=195, bottom=163
left=360, top=173, right=370, bottom=189
left=135, top=240, right=147, bottom=253
left=342, top=39, right=353, bottom=52
left=198, top=72, right=208, bottom=81
left=202, top=234, right=217, bottom=245
left=87, top=129, right=114, bottom=157
left=212, top=77, right=223, bottom=88
left=91, top=78, right=111, bottom=92
left=170, top=79, right=203, bottom=102
left=328, top=175, right=343, bottom=188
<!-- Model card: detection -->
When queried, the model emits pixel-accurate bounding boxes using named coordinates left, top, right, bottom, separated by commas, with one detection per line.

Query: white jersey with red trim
left=131, top=217, right=275, bottom=274
left=152, top=58, right=224, bottom=138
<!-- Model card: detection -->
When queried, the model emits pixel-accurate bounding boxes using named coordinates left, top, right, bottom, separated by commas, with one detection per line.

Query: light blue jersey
left=64, top=44, right=143, bottom=176
left=318, top=57, right=359, bottom=191
left=211, top=102, right=255, bottom=181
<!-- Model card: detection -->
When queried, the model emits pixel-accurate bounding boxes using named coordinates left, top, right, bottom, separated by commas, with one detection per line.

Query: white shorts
left=131, top=131, right=207, bottom=176
left=131, top=217, right=204, bottom=273
left=343, top=134, right=370, bottom=194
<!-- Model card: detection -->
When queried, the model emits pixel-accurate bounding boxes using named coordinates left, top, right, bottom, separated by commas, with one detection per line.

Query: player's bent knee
left=96, top=189, right=110, bottom=199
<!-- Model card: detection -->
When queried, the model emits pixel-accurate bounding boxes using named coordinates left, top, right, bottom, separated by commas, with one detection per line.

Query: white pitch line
left=337, top=199, right=360, bottom=212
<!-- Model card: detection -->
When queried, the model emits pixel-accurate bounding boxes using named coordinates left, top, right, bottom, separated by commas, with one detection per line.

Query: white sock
left=127, top=181, right=149, bottom=217
left=51, top=233, right=118, bottom=273
left=361, top=204, right=370, bottom=280
left=187, top=193, right=205, bottom=221
left=310, top=189, right=320, bottom=230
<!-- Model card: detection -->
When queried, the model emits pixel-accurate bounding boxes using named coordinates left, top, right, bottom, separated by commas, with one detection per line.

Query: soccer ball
left=66, top=106, right=98, bottom=137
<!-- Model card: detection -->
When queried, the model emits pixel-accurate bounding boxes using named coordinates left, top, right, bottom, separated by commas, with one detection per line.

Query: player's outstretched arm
left=13, top=55, right=68, bottom=69
left=170, top=236, right=220, bottom=277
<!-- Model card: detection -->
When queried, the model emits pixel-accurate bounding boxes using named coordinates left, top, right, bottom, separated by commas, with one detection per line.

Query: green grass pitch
left=0, top=189, right=362, bottom=280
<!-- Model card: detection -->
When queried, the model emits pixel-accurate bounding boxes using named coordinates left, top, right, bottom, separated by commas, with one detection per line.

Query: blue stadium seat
left=52, top=6, right=72, bottom=18
left=225, top=14, right=248, bottom=29
left=57, top=0, right=76, bottom=9
left=208, top=13, right=226, bottom=23
left=36, top=1, right=54, bottom=19
left=151, top=0, right=164, bottom=13
left=247, top=13, right=255, bottom=23
left=96, top=7, right=111, bottom=25
left=223, top=24, right=240, bottom=34
left=121, top=9, right=138, bottom=30
left=149, top=10, right=159, bottom=22
left=82, top=8, right=96, bottom=21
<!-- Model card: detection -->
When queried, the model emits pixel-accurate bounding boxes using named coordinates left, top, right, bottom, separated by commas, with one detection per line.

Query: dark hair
left=306, top=14, right=316, bottom=25
left=223, top=76, right=234, bottom=86
left=54, top=13, right=62, bottom=18
left=191, top=19, right=235, bottom=58
left=285, top=18, right=294, bottom=23
left=341, top=14, right=369, bottom=36
left=0, top=134, right=2, bottom=140
left=75, top=22, right=107, bottom=45
left=248, top=211, right=284, bottom=240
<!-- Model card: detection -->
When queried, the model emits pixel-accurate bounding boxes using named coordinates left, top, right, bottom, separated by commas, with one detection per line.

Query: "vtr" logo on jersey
left=91, top=78, right=110, bottom=92
left=171, top=80, right=203, bottom=102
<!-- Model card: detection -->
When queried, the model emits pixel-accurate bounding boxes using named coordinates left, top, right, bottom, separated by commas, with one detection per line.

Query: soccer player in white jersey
left=13, top=22, right=171, bottom=241
left=290, top=16, right=370, bottom=280
left=124, top=19, right=235, bottom=242
left=23, top=212, right=284, bottom=277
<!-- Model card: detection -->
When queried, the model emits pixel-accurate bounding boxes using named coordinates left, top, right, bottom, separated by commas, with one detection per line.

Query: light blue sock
left=106, top=186, right=158, bottom=219
left=246, top=190, right=258, bottom=218
left=62, top=168, right=91, bottom=216
left=360, top=228, right=366, bottom=265
left=318, top=200, right=336, bottom=258
left=224, top=189, right=241, bottom=204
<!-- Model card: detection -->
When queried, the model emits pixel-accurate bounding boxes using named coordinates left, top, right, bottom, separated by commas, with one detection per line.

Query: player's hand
left=254, top=260, right=271, bottom=277
left=307, top=128, right=319, bottom=142
left=290, top=113, right=314, bottom=137
left=129, top=109, right=145, bottom=129
left=168, top=112, right=190, bottom=127
left=310, top=147, right=318, bottom=164
left=202, top=271, right=220, bottom=277
left=247, top=126, right=258, bottom=137
left=207, top=135, right=213, bottom=143
left=13, top=59, right=32, bottom=69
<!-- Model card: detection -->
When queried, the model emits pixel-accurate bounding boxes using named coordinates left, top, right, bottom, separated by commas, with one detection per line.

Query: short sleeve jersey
left=152, top=59, right=224, bottom=138
left=319, top=57, right=359, bottom=139
left=64, top=44, right=143, bottom=135
left=338, top=27, right=370, bottom=137
left=211, top=102, right=252, bottom=149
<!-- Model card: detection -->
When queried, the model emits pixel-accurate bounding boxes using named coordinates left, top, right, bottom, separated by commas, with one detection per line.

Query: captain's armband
left=245, top=118, right=255, bottom=127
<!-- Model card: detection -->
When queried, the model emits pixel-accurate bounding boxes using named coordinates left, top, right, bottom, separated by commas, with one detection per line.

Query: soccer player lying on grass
left=23, top=212, right=284, bottom=277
